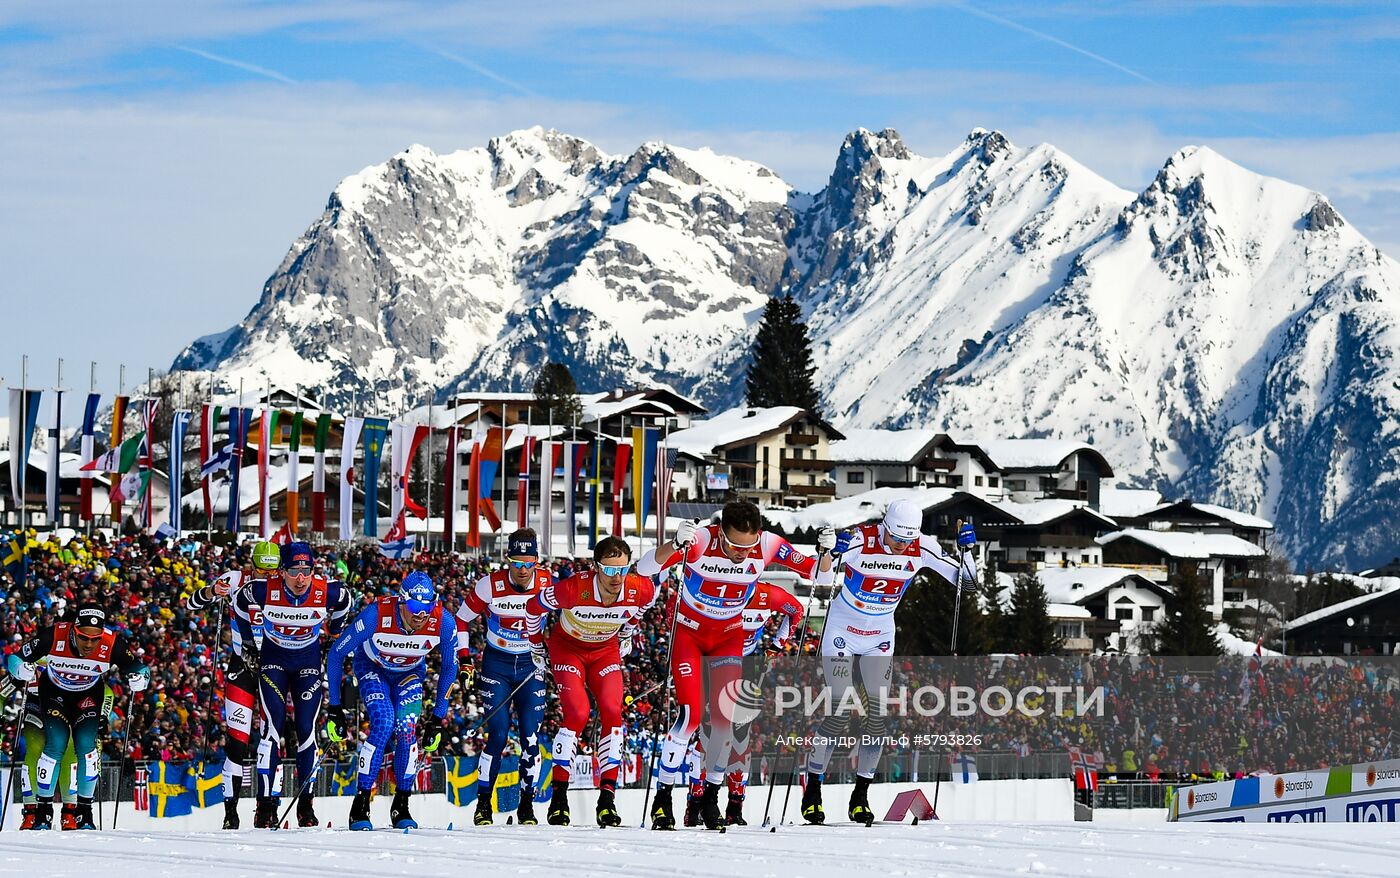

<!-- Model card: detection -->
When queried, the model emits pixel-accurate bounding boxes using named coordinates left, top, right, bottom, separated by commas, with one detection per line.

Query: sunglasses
left=886, top=533, right=915, bottom=546
left=598, top=564, right=629, bottom=577
left=508, top=559, right=536, bottom=570
left=723, top=533, right=761, bottom=551
left=285, top=565, right=313, bottom=576
left=74, top=629, right=103, bottom=642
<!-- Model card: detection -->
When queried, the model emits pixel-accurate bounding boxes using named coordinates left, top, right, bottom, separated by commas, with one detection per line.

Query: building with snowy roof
left=1283, top=582, right=1400, bottom=655
left=1098, top=529, right=1267, bottom=619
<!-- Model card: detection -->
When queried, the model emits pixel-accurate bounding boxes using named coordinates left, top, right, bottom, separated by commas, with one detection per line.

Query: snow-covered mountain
left=171, top=126, right=1400, bottom=570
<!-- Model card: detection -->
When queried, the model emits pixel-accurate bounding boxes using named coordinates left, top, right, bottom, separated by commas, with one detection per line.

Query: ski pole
left=111, top=688, right=138, bottom=829
left=0, top=690, right=29, bottom=832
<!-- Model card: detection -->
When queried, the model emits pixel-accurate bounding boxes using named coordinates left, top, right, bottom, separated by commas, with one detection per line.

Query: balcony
left=780, top=457, right=834, bottom=472
left=786, top=432, right=820, bottom=447
left=925, top=458, right=957, bottom=472
left=1043, top=487, right=1088, bottom=501
left=999, top=532, right=1099, bottom=548
left=789, top=484, right=836, bottom=498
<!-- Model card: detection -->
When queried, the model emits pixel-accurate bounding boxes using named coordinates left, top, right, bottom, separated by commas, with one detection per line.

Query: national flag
left=1239, top=638, right=1265, bottom=708
left=632, top=427, right=660, bottom=536
left=154, top=521, right=178, bottom=541
left=199, top=403, right=214, bottom=526
left=257, top=408, right=271, bottom=537
left=466, top=434, right=481, bottom=549
left=339, top=416, right=364, bottom=539
left=360, top=417, right=389, bottom=538
left=330, top=762, right=357, bottom=796
left=517, top=433, right=536, bottom=529
left=108, top=395, right=128, bottom=524
left=7, top=389, right=42, bottom=507
left=443, top=423, right=459, bottom=546
left=562, top=441, right=578, bottom=555
left=536, top=440, right=554, bottom=555
left=2, top=534, right=28, bottom=586
left=46, top=390, right=62, bottom=524
left=1070, top=747, right=1098, bottom=792
left=611, top=440, right=631, bottom=537
left=477, top=422, right=504, bottom=532
left=168, top=409, right=191, bottom=535
left=147, top=761, right=195, bottom=817
left=199, top=443, right=233, bottom=479
left=378, top=510, right=415, bottom=559
left=138, top=398, right=159, bottom=529
left=655, top=445, right=678, bottom=545
left=82, top=431, right=143, bottom=474
left=188, top=761, right=224, bottom=808
left=391, top=423, right=429, bottom=521
left=270, top=521, right=292, bottom=545
left=587, top=440, right=601, bottom=550
left=445, top=756, right=478, bottom=806
left=286, top=409, right=303, bottom=534
left=79, top=392, right=101, bottom=521
left=951, top=751, right=978, bottom=784
left=312, top=413, right=331, bottom=534
left=132, top=766, right=149, bottom=812
left=224, top=408, right=252, bottom=532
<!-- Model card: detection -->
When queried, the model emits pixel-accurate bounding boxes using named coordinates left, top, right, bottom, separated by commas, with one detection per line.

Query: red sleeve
left=768, top=581, right=805, bottom=628
left=766, top=533, right=817, bottom=577
left=630, top=574, right=657, bottom=610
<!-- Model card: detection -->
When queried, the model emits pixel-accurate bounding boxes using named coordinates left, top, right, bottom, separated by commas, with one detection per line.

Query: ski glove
left=530, top=641, right=549, bottom=674
left=0, top=671, right=16, bottom=701
left=957, top=522, right=977, bottom=549
left=127, top=668, right=150, bottom=693
left=242, top=646, right=260, bottom=677
left=816, top=526, right=836, bottom=552
left=674, top=519, right=701, bottom=549
left=420, top=713, right=444, bottom=754
left=326, top=705, right=349, bottom=744
left=213, top=570, right=244, bottom=597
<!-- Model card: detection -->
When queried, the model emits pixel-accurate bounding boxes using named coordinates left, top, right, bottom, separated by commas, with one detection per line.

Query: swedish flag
left=189, top=762, right=224, bottom=808
left=492, top=755, right=521, bottom=813
left=445, top=756, right=479, bottom=807
left=533, top=739, right=554, bottom=803
left=2, top=535, right=26, bottom=586
left=148, top=762, right=194, bottom=818
left=331, top=762, right=358, bottom=796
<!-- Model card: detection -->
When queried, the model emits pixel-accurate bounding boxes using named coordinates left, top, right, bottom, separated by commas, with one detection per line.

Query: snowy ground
left=2, top=822, right=1397, bottom=878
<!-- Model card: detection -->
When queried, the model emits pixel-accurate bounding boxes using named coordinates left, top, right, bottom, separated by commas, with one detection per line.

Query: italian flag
left=82, top=430, right=144, bottom=475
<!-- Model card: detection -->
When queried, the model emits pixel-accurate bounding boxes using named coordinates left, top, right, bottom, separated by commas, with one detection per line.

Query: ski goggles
left=403, top=592, right=437, bottom=616
left=284, top=563, right=313, bottom=577
left=598, top=564, right=629, bottom=577
left=508, top=559, right=537, bottom=570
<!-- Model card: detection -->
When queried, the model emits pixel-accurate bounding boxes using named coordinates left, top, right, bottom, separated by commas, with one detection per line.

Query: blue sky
left=3, top=0, right=1399, bottom=395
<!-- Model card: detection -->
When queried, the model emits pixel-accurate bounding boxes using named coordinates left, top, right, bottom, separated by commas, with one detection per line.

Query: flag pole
left=498, top=400, right=506, bottom=560
left=54, top=357, right=64, bottom=531
left=205, top=375, right=213, bottom=544
left=19, top=354, right=28, bottom=534
left=88, top=361, right=96, bottom=539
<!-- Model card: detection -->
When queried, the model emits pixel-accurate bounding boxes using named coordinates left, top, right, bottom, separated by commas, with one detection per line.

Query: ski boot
left=61, top=803, right=78, bottom=831
left=683, top=781, right=704, bottom=827
left=650, top=785, right=676, bottom=830
left=517, top=787, right=538, bottom=825
left=699, top=781, right=724, bottom=831
left=547, top=781, right=571, bottom=826
left=596, top=784, right=622, bottom=828
left=349, top=790, right=373, bottom=831
left=18, top=803, right=37, bottom=830
left=801, top=773, right=825, bottom=825
left=222, top=798, right=241, bottom=830
left=32, top=803, right=53, bottom=830
left=848, top=776, right=875, bottom=826
left=297, top=794, right=320, bottom=828
left=253, top=796, right=278, bottom=829
left=473, top=795, right=493, bottom=826
left=391, top=791, right=416, bottom=830
left=726, top=772, right=747, bottom=825
left=74, top=803, right=96, bottom=830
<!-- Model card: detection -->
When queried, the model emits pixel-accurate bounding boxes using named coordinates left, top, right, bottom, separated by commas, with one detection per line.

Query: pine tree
left=1006, top=573, right=1063, bottom=655
left=1151, top=564, right=1223, bottom=656
left=745, top=296, right=821, bottom=411
left=894, top=570, right=989, bottom=656
left=980, top=564, right=1010, bottom=653
left=531, top=362, right=583, bottom=425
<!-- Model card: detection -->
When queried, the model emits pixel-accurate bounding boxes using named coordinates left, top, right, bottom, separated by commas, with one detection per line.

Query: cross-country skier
left=0, top=603, right=149, bottom=830
left=183, top=539, right=281, bottom=828
left=455, top=528, right=552, bottom=826
left=1, top=664, right=109, bottom=829
left=325, top=571, right=458, bottom=831
left=635, top=500, right=835, bottom=830
left=233, top=541, right=351, bottom=827
left=802, top=499, right=977, bottom=825
left=525, top=536, right=655, bottom=827
left=684, top=577, right=804, bottom=826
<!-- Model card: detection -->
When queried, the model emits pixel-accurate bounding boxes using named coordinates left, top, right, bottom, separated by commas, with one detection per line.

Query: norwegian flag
left=1069, top=747, right=1098, bottom=792
left=416, top=758, right=434, bottom=792
left=1239, top=638, right=1265, bottom=708
left=655, top=445, right=678, bottom=545
left=133, top=766, right=150, bottom=811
